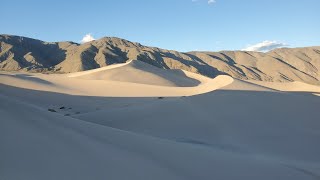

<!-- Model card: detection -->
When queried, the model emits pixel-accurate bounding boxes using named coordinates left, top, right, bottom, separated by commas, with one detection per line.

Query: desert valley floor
left=1, top=60, right=320, bottom=180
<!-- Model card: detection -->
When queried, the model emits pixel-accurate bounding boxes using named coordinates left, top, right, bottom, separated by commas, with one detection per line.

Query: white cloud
left=191, top=0, right=216, bottom=4
left=81, top=33, right=95, bottom=43
left=242, top=40, right=288, bottom=52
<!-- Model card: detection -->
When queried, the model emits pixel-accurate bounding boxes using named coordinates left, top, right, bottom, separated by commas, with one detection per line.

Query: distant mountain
left=1, top=34, right=319, bottom=85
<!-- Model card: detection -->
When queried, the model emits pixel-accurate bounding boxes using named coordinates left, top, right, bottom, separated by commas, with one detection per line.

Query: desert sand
left=1, top=60, right=320, bottom=180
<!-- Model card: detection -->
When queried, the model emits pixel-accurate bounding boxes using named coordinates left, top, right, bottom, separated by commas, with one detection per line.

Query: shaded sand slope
left=1, top=85, right=320, bottom=180
left=76, top=90, right=320, bottom=163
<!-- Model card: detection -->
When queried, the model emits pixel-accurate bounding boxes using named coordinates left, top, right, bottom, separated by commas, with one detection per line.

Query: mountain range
left=1, top=34, right=319, bottom=85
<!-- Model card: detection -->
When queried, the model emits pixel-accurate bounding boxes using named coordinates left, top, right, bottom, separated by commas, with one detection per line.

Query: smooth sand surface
left=1, top=60, right=320, bottom=180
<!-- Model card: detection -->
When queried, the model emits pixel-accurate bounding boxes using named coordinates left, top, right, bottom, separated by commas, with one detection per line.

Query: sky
left=1, top=0, right=319, bottom=52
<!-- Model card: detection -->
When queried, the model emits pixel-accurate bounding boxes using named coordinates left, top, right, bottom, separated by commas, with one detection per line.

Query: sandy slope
left=1, top=60, right=320, bottom=180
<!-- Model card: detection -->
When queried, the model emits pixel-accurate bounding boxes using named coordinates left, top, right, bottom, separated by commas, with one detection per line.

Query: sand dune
left=68, top=60, right=204, bottom=87
left=1, top=58, right=320, bottom=180
left=0, top=60, right=233, bottom=97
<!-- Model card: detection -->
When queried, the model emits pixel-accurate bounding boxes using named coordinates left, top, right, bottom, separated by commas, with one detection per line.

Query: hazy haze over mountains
left=1, top=34, right=319, bottom=85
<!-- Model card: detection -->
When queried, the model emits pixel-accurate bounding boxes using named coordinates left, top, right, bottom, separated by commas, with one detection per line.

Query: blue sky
left=1, top=0, right=319, bottom=52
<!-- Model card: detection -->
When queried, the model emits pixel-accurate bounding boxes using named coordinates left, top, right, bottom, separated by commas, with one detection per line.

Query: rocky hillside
left=1, top=34, right=319, bottom=84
